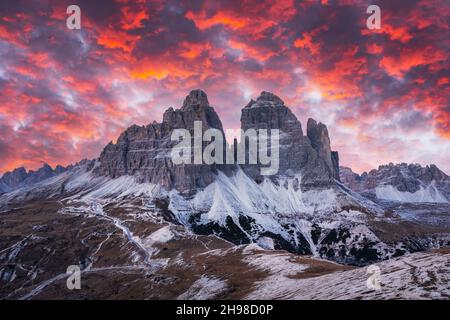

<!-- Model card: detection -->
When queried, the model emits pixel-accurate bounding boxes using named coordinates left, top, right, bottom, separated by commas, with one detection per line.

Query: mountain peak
left=257, top=91, right=284, bottom=104
left=182, top=89, right=210, bottom=109
left=246, top=91, right=285, bottom=108
left=41, top=163, right=53, bottom=170
left=339, top=163, right=450, bottom=202
left=0, top=163, right=68, bottom=193
left=11, top=167, right=27, bottom=175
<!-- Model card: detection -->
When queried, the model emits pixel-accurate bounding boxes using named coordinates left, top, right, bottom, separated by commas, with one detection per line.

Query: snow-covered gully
left=89, top=201, right=152, bottom=265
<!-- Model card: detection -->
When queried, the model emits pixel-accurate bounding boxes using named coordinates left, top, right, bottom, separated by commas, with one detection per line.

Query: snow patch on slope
left=168, top=169, right=344, bottom=254
left=172, top=169, right=339, bottom=226
left=375, top=184, right=448, bottom=203
left=244, top=253, right=308, bottom=299
left=142, top=226, right=174, bottom=250
left=246, top=250, right=450, bottom=300
left=177, top=275, right=228, bottom=300
left=62, top=165, right=163, bottom=201
left=166, top=168, right=390, bottom=260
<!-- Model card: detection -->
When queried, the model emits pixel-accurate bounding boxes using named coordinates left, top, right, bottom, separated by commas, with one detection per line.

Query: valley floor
left=0, top=200, right=449, bottom=300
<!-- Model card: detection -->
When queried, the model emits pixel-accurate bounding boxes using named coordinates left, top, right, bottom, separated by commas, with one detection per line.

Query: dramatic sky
left=0, top=0, right=449, bottom=175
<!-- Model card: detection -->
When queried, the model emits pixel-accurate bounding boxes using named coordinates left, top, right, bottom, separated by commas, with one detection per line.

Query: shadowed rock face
left=240, top=92, right=337, bottom=187
left=95, top=89, right=233, bottom=195
left=0, top=167, right=27, bottom=192
left=307, top=119, right=340, bottom=180
left=96, top=90, right=339, bottom=194
left=0, top=164, right=68, bottom=193
left=331, top=152, right=340, bottom=181
left=339, top=166, right=364, bottom=192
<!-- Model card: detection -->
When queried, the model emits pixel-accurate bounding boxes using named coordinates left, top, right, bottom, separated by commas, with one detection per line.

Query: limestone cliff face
left=240, top=91, right=337, bottom=187
left=96, top=90, right=340, bottom=194
left=307, top=118, right=340, bottom=180
left=339, top=163, right=450, bottom=201
left=0, top=164, right=68, bottom=193
left=96, top=89, right=233, bottom=195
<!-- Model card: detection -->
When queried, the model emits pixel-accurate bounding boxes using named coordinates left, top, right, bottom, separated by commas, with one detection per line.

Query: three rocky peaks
left=1, top=89, right=449, bottom=264
left=95, top=89, right=340, bottom=194
left=2, top=89, right=449, bottom=201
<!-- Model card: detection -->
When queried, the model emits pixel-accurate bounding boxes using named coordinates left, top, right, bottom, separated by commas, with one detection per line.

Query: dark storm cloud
left=0, top=0, right=448, bottom=175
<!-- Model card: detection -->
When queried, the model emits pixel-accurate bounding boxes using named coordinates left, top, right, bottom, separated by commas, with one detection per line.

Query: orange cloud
left=294, top=25, right=328, bottom=55
left=97, top=29, right=141, bottom=53
left=63, top=76, right=98, bottom=93
left=228, top=39, right=274, bottom=62
left=380, top=46, right=447, bottom=78
left=120, top=6, right=150, bottom=30
left=366, top=43, right=383, bottom=55
left=179, top=41, right=212, bottom=59
left=130, top=58, right=197, bottom=80
left=186, top=11, right=248, bottom=31
left=362, top=24, right=413, bottom=43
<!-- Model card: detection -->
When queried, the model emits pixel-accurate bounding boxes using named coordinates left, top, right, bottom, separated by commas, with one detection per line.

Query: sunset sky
left=0, top=0, right=449, bottom=175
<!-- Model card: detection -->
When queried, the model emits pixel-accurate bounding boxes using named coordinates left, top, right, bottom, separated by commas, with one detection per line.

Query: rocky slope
left=1, top=197, right=448, bottom=300
left=246, top=247, right=450, bottom=299
left=340, top=163, right=450, bottom=203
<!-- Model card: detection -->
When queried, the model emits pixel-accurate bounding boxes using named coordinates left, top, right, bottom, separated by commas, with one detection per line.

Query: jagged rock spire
left=97, top=89, right=340, bottom=193
left=97, top=89, right=230, bottom=195
left=240, top=91, right=337, bottom=185
left=246, top=91, right=285, bottom=108
left=182, top=89, right=210, bottom=109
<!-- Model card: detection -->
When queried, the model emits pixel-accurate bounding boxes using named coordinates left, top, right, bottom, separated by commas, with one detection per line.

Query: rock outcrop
left=339, top=166, right=364, bottom=192
left=96, top=90, right=340, bottom=193
left=0, top=167, right=27, bottom=192
left=0, top=164, right=67, bottom=193
left=307, top=119, right=340, bottom=180
left=339, top=163, right=450, bottom=202
left=240, top=91, right=338, bottom=187
left=95, top=89, right=233, bottom=195
left=1, top=90, right=341, bottom=196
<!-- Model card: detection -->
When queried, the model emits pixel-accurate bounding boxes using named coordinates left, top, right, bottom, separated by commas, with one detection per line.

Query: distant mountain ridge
left=340, top=163, right=450, bottom=203
left=0, top=163, right=68, bottom=193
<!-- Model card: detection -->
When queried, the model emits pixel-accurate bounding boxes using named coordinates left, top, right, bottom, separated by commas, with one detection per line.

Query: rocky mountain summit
left=0, top=163, right=67, bottom=193
left=340, top=163, right=450, bottom=203
left=95, top=89, right=231, bottom=195
left=240, top=91, right=339, bottom=185
left=96, top=89, right=339, bottom=194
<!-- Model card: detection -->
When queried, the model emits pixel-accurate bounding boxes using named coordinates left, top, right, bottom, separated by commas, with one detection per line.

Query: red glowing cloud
left=0, top=0, right=449, bottom=175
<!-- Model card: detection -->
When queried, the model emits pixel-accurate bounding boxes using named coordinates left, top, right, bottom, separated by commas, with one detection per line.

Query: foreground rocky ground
left=1, top=199, right=448, bottom=300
